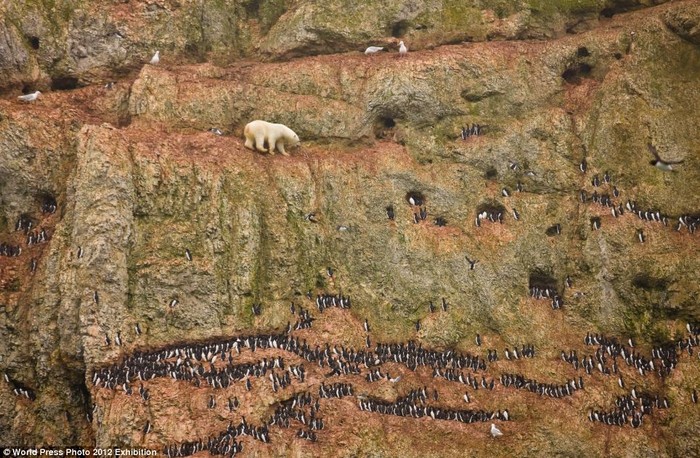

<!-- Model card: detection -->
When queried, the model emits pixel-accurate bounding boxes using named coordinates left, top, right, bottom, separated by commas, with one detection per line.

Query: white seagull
left=18, top=91, right=41, bottom=102
left=490, top=423, right=503, bottom=437
left=365, top=46, right=384, bottom=55
left=398, top=41, right=408, bottom=57
left=150, top=51, right=160, bottom=65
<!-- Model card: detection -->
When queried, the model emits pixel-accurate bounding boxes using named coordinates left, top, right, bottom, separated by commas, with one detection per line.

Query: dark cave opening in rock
left=632, top=274, right=669, bottom=291
left=577, top=46, right=590, bottom=57
left=562, top=63, right=592, bottom=84
left=28, top=36, right=40, bottom=49
left=391, top=20, right=410, bottom=38
left=476, top=201, right=506, bottom=218
left=405, top=191, right=425, bottom=206
left=600, top=8, right=616, bottom=18
left=51, top=76, right=80, bottom=91
left=484, top=166, right=498, bottom=180
left=528, top=271, right=558, bottom=290
left=244, top=0, right=261, bottom=17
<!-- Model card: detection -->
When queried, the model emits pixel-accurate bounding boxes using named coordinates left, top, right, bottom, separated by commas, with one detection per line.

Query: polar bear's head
left=290, top=132, right=301, bottom=148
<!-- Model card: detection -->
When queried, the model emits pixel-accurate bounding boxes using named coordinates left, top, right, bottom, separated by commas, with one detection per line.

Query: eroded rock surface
left=1, top=0, right=699, bottom=455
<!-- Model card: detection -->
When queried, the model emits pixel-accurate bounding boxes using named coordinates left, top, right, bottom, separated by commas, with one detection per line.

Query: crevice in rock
left=374, top=116, right=397, bottom=138
left=476, top=201, right=505, bottom=217
left=405, top=191, right=425, bottom=206
left=27, top=36, right=40, bottom=49
left=244, top=0, right=261, bottom=17
left=461, top=89, right=502, bottom=102
left=37, top=191, right=58, bottom=215
left=528, top=270, right=557, bottom=290
left=391, top=20, right=410, bottom=38
left=562, top=63, right=592, bottom=84
left=382, top=117, right=396, bottom=128
left=484, top=166, right=498, bottom=180
left=51, top=77, right=80, bottom=91
left=600, top=8, right=616, bottom=18
left=577, top=46, right=590, bottom=57
left=632, top=274, right=668, bottom=291
left=599, top=1, right=643, bottom=20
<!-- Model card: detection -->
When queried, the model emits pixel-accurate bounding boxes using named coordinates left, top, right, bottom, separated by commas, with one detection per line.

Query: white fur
left=243, top=120, right=300, bottom=156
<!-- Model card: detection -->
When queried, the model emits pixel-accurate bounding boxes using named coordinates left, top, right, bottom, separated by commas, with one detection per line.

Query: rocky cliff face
left=1, top=0, right=699, bottom=456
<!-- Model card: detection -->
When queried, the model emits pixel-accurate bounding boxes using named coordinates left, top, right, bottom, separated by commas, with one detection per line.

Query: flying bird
left=648, top=143, right=683, bottom=171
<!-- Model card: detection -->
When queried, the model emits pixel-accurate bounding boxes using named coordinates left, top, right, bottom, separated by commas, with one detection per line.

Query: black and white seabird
left=502, top=188, right=510, bottom=197
left=636, top=229, right=645, bottom=243
left=434, top=216, right=447, bottom=227
left=363, top=319, right=370, bottom=333
left=441, top=297, right=448, bottom=312
left=143, top=421, right=151, bottom=434
left=135, top=323, right=142, bottom=335
left=169, top=298, right=178, bottom=308
left=475, top=334, right=482, bottom=346
left=115, top=331, right=122, bottom=346
left=648, top=143, right=684, bottom=171
left=386, top=206, right=395, bottom=221
left=692, top=389, right=698, bottom=404
left=407, top=192, right=424, bottom=206
left=419, top=207, right=428, bottom=221
left=512, top=208, right=520, bottom=221
left=579, top=159, right=587, bottom=173
left=185, top=249, right=192, bottom=261
left=546, top=224, right=562, bottom=236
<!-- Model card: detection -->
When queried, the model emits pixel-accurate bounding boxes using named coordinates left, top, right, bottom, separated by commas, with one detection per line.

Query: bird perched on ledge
left=18, top=91, right=41, bottom=102
left=398, top=41, right=408, bottom=57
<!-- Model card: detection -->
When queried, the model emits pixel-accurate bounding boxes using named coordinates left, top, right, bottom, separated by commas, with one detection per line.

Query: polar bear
left=243, top=120, right=300, bottom=156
